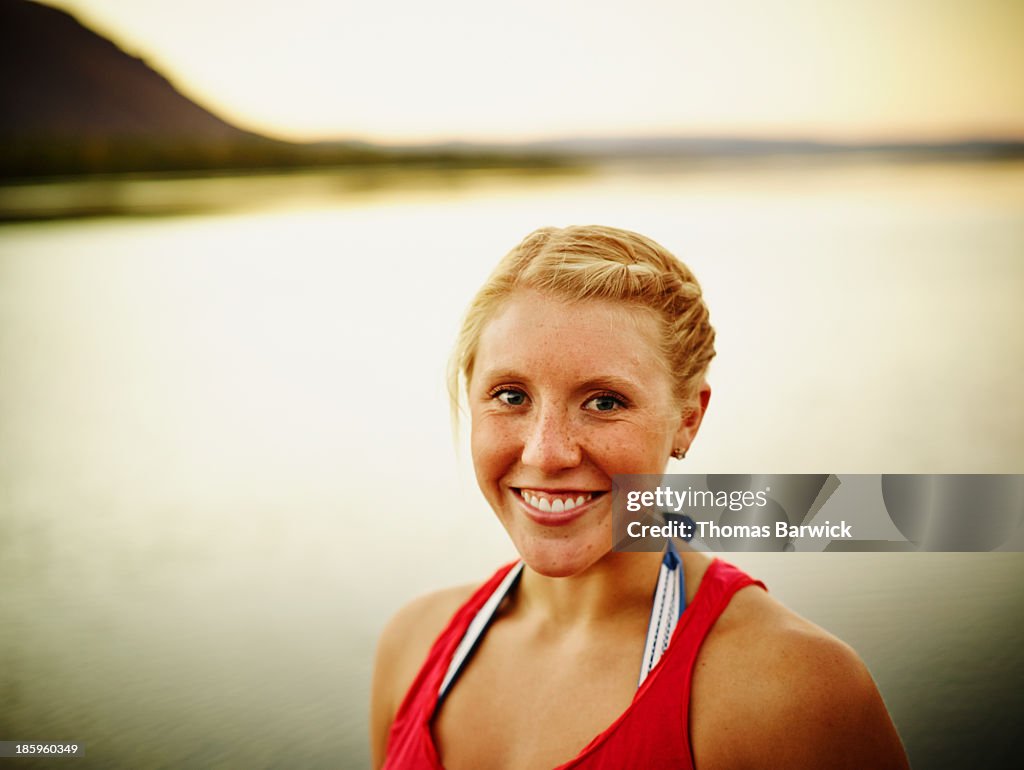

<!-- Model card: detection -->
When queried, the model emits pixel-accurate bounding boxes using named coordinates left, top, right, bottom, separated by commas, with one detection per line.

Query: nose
left=520, top=404, right=582, bottom=473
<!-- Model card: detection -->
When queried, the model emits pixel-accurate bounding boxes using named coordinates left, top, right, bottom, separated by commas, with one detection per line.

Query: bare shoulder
left=369, top=583, right=477, bottom=769
left=692, top=585, right=909, bottom=770
left=373, top=583, right=478, bottom=706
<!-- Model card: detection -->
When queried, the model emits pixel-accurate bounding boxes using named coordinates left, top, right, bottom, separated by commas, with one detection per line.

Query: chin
left=512, top=536, right=608, bottom=578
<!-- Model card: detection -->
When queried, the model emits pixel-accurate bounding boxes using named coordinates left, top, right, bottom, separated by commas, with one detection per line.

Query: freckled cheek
left=470, top=419, right=523, bottom=485
left=587, top=425, right=665, bottom=475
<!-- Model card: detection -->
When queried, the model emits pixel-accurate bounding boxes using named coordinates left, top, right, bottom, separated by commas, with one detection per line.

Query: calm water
left=1, top=161, right=1023, bottom=768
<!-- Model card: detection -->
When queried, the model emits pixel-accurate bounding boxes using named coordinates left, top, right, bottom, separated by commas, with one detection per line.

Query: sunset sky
left=40, top=0, right=1024, bottom=144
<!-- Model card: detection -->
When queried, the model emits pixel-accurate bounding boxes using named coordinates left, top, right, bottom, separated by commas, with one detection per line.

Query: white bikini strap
left=437, top=561, right=524, bottom=706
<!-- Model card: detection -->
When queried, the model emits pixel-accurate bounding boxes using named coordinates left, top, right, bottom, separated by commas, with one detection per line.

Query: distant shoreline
left=4, top=135, right=1023, bottom=186
left=0, top=137, right=577, bottom=184
left=2, top=154, right=1023, bottom=225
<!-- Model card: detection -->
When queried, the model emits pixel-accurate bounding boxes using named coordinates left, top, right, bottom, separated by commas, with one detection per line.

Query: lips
left=513, top=488, right=606, bottom=525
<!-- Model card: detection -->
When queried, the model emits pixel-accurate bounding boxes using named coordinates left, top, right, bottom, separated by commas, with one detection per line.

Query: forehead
left=473, top=290, right=667, bottom=385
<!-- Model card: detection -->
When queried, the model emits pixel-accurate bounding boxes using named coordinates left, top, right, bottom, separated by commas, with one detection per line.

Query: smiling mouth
left=513, top=488, right=607, bottom=514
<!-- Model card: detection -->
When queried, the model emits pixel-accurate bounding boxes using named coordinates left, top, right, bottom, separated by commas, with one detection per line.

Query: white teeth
left=520, top=490, right=595, bottom=513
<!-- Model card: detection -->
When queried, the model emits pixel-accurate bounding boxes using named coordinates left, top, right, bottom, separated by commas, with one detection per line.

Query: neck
left=515, top=549, right=665, bottom=630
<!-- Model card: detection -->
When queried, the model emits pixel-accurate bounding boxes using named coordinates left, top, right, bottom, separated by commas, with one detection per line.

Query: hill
left=0, top=0, right=254, bottom=142
left=0, top=0, right=304, bottom=176
left=0, top=1, right=563, bottom=179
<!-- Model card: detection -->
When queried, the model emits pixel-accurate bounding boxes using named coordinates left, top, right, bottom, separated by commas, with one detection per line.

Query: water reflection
left=0, top=166, right=586, bottom=222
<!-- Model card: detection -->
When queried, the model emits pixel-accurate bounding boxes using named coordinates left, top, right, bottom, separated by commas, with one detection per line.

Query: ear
left=674, top=382, right=711, bottom=455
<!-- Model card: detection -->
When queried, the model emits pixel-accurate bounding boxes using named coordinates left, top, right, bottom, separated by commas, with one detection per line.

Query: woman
left=371, top=225, right=909, bottom=769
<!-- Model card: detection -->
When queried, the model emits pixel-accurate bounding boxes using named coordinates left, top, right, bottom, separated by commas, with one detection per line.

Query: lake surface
left=1, top=160, right=1023, bottom=767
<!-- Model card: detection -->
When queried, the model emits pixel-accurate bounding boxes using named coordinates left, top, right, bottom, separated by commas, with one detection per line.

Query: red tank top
left=382, top=558, right=765, bottom=770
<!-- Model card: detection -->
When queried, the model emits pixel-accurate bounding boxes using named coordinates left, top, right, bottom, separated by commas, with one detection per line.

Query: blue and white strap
left=638, top=540, right=686, bottom=686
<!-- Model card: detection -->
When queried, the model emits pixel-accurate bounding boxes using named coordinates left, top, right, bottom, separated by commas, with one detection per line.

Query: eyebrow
left=576, top=376, right=642, bottom=394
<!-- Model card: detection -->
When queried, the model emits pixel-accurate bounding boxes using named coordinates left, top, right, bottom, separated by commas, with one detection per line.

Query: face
left=469, top=290, right=707, bottom=577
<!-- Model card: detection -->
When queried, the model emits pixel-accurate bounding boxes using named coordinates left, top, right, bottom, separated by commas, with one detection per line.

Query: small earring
left=671, top=447, right=687, bottom=460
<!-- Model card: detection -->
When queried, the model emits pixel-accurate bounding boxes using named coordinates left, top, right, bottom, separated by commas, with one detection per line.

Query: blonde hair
left=448, top=224, right=716, bottom=423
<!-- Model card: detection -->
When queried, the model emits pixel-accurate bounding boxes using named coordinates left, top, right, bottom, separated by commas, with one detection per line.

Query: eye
left=584, top=393, right=628, bottom=412
left=492, top=388, right=528, bottom=407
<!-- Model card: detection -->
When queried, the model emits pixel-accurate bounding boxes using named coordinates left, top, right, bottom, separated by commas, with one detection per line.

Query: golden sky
left=41, top=0, right=1024, bottom=143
